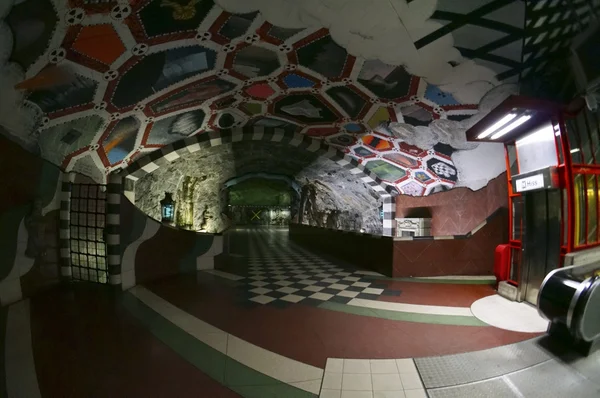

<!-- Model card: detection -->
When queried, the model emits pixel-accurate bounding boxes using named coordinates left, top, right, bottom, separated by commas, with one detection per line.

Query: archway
left=119, top=126, right=397, bottom=236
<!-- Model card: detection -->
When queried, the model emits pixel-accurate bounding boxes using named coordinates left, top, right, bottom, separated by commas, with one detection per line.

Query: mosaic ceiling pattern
left=2, top=0, right=534, bottom=195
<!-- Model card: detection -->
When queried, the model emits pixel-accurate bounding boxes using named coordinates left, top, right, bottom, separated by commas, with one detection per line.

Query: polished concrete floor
left=2, top=227, right=598, bottom=397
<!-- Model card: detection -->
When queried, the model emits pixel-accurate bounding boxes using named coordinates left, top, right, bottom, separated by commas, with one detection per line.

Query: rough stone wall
left=134, top=141, right=382, bottom=233
left=134, top=155, right=233, bottom=233
left=297, top=157, right=382, bottom=234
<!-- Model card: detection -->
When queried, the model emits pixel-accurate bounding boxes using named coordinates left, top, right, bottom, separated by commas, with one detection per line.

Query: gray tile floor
left=418, top=337, right=600, bottom=398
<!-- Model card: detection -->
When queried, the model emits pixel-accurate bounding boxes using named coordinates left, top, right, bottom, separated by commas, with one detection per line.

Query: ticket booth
left=466, top=96, right=600, bottom=305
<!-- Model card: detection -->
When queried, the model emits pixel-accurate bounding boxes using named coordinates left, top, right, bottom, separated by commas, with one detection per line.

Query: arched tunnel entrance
left=126, top=128, right=395, bottom=235
left=223, top=173, right=300, bottom=226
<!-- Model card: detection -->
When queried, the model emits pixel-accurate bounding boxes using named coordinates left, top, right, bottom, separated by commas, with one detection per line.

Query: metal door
left=70, top=184, right=108, bottom=283
left=521, top=190, right=561, bottom=304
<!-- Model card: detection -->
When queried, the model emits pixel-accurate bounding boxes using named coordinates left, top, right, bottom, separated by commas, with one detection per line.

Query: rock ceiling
left=1, top=0, right=534, bottom=194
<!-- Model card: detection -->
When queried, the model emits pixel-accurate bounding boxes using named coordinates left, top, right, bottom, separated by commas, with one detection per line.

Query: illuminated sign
left=515, top=174, right=545, bottom=192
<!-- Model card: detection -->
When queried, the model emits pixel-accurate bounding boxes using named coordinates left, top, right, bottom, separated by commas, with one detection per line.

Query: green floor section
left=319, top=301, right=488, bottom=327
left=122, top=292, right=317, bottom=398
left=0, top=307, right=8, bottom=398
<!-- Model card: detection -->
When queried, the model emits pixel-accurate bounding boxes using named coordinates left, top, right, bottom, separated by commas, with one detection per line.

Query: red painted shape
left=71, top=24, right=126, bottom=65
left=398, top=142, right=426, bottom=157
left=245, top=83, right=275, bottom=99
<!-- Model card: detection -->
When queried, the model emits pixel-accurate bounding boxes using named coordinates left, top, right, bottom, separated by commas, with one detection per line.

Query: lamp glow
left=490, top=115, right=532, bottom=140
left=570, top=148, right=580, bottom=153
left=477, top=113, right=517, bottom=139
left=516, top=124, right=554, bottom=145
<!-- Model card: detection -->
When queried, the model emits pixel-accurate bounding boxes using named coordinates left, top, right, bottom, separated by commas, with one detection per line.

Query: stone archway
left=119, top=126, right=397, bottom=236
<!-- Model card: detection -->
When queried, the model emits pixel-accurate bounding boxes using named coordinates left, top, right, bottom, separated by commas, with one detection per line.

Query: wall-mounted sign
left=515, top=173, right=545, bottom=192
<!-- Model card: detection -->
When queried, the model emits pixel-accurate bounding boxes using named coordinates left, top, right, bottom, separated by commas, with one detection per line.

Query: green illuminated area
left=228, top=178, right=292, bottom=207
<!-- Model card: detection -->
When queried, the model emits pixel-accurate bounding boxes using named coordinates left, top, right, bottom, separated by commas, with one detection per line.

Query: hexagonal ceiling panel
left=2, top=0, right=526, bottom=194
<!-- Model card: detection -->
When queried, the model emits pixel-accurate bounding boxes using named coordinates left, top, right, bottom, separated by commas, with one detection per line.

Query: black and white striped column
left=106, top=174, right=122, bottom=286
left=382, top=194, right=396, bottom=237
left=59, top=172, right=75, bottom=280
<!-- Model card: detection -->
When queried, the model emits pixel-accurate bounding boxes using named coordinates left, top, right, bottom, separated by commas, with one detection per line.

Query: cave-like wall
left=134, top=140, right=383, bottom=233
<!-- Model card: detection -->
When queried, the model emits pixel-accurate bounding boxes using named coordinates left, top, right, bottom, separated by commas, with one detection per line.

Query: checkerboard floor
left=225, top=227, right=401, bottom=307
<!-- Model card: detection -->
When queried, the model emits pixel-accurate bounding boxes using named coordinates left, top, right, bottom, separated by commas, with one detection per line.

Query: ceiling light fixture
left=570, top=148, right=580, bottom=153
left=490, top=115, right=532, bottom=140
left=516, top=124, right=554, bottom=146
left=477, top=113, right=517, bottom=139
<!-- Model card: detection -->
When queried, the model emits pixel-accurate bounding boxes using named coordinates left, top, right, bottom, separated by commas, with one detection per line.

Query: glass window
left=583, top=111, right=599, bottom=164
left=510, top=248, right=521, bottom=282
left=515, top=122, right=558, bottom=174
left=506, top=144, right=519, bottom=177
left=591, top=110, right=600, bottom=163
left=562, top=188, right=569, bottom=247
left=574, top=174, right=587, bottom=246
left=512, top=196, right=524, bottom=241
left=567, top=120, right=584, bottom=163
left=587, top=175, right=599, bottom=244
left=576, top=114, right=594, bottom=163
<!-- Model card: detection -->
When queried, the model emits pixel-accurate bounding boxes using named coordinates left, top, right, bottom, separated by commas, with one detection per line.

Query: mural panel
left=361, top=135, right=393, bottom=152
left=27, top=74, right=97, bottom=114
left=1, top=0, right=525, bottom=193
left=398, top=181, right=425, bottom=196
left=274, top=94, right=339, bottom=124
left=248, top=116, right=298, bottom=131
left=266, top=26, right=304, bottom=41
left=150, top=78, right=235, bottom=114
left=219, top=12, right=258, bottom=39
left=112, top=46, right=216, bottom=108
left=38, top=115, right=105, bottom=165
left=296, top=35, right=348, bottom=79
left=232, top=46, right=280, bottom=78
left=364, top=160, right=406, bottom=182
left=138, top=0, right=215, bottom=37
left=102, top=116, right=140, bottom=165
left=358, top=60, right=413, bottom=100
left=383, top=153, right=419, bottom=168
left=427, top=158, right=458, bottom=182
left=245, top=83, right=276, bottom=99
left=327, top=133, right=357, bottom=147
left=326, top=86, right=368, bottom=119
left=283, top=73, right=316, bottom=89
left=146, top=109, right=205, bottom=146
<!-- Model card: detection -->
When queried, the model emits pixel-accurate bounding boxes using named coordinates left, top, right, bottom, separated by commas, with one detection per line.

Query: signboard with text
left=515, top=173, right=545, bottom=192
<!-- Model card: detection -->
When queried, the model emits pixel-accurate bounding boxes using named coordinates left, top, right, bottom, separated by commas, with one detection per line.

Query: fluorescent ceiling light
left=490, top=115, right=532, bottom=140
left=570, top=148, right=580, bottom=153
left=516, top=124, right=554, bottom=145
left=477, top=113, right=517, bottom=139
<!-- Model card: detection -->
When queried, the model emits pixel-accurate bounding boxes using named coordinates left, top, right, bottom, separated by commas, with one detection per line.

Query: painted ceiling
left=5, top=0, right=578, bottom=195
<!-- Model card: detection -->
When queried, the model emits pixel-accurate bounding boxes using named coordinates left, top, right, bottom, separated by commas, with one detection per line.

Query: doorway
left=521, top=189, right=561, bottom=304
left=69, top=183, right=108, bottom=283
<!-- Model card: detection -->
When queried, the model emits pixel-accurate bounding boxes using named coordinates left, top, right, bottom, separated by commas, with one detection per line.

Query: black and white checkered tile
left=244, top=255, right=399, bottom=306
left=232, top=229, right=401, bottom=307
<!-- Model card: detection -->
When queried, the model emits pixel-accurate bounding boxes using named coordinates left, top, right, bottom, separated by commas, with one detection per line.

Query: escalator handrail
left=537, top=261, right=600, bottom=321
left=575, top=276, right=600, bottom=342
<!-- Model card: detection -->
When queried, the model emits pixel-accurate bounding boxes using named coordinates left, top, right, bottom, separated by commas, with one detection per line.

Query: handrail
left=538, top=262, right=600, bottom=342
